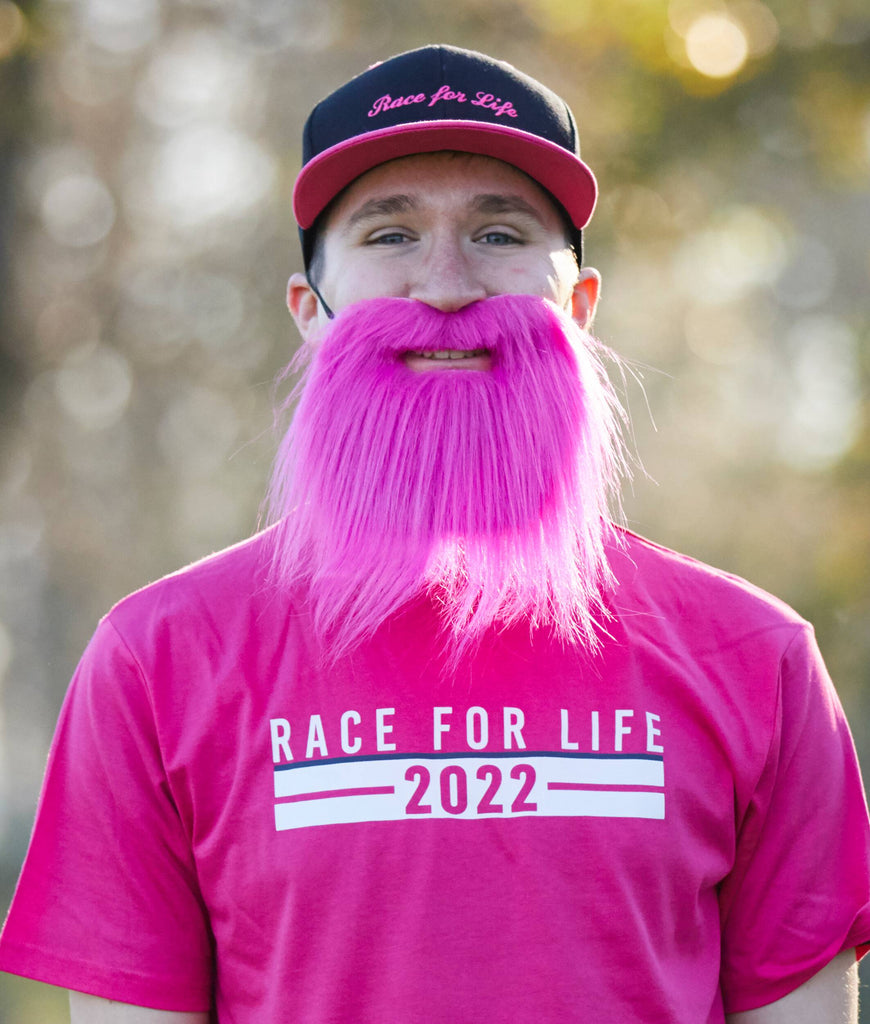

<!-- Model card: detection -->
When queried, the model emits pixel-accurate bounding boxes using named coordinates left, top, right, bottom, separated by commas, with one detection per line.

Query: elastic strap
left=306, top=273, right=335, bottom=320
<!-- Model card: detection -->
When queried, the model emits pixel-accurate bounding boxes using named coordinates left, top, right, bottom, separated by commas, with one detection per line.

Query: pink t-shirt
left=1, top=527, right=869, bottom=1022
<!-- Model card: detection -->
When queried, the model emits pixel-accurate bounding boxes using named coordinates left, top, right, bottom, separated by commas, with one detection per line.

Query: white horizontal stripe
left=544, top=789, right=665, bottom=819
left=273, top=755, right=664, bottom=830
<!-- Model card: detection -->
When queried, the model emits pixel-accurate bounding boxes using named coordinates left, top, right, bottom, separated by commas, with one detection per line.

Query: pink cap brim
left=293, top=120, right=597, bottom=230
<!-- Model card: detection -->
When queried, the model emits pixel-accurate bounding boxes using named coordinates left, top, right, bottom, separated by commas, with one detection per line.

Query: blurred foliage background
left=0, top=0, right=868, bottom=1019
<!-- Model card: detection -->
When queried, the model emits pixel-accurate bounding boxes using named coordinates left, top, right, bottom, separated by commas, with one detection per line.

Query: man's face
left=288, top=152, right=600, bottom=359
left=273, top=152, right=619, bottom=660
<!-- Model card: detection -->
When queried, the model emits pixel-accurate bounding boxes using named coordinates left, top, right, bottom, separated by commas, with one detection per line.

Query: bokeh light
left=40, top=173, right=116, bottom=248
left=777, top=315, right=861, bottom=470
left=125, top=124, right=276, bottom=230
left=731, top=0, right=778, bottom=56
left=53, top=346, right=133, bottom=432
left=684, top=12, right=749, bottom=77
left=137, top=29, right=254, bottom=128
left=672, top=205, right=789, bottom=304
left=81, top=0, right=161, bottom=54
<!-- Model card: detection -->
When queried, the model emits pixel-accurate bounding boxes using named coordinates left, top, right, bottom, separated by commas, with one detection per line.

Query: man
left=1, top=44, right=869, bottom=1024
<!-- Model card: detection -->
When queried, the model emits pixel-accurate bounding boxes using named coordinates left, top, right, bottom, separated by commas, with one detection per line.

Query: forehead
left=324, top=151, right=567, bottom=229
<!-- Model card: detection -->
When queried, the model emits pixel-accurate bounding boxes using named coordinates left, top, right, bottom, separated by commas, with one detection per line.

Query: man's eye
left=366, top=231, right=411, bottom=246
left=478, top=231, right=521, bottom=246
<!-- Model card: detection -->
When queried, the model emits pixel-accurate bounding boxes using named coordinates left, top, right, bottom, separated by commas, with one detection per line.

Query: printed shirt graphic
left=1, top=527, right=869, bottom=1024
left=270, top=711, right=666, bottom=830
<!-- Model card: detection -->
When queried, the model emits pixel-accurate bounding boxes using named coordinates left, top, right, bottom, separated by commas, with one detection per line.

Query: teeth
left=414, top=349, right=489, bottom=360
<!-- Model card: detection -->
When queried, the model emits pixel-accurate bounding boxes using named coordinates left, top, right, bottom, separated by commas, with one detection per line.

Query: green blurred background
left=0, top=0, right=868, bottom=1019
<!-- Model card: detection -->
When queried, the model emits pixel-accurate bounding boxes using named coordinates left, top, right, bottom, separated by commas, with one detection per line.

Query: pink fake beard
left=266, top=293, right=626, bottom=662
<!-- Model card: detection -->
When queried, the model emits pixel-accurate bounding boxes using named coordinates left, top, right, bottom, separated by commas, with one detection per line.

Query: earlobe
left=287, top=273, right=322, bottom=342
left=571, top=268, right=601, bottom=331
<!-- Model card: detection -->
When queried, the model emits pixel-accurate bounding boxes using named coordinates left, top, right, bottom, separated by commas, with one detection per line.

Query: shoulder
left=68, top=527, right=305, bottom=721
left=98, top=527, right=285, bottom=654
left=608, top=526, right=810, bottom=654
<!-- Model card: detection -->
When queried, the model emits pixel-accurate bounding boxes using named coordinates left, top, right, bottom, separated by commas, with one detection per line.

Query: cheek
left=550, top=251, right=580, bottom=292
left=336, top=260, right=410, bottom=307
left=498, top=262, right=566, bottom=302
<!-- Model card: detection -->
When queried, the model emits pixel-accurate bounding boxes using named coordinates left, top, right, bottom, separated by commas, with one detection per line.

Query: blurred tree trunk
left=0, top=1, right=36, bottom=429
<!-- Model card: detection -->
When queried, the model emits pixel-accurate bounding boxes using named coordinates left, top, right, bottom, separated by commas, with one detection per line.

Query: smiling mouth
left=410, top=348, right=490, bottom=361
left=402, top=348, right=492, bottom=371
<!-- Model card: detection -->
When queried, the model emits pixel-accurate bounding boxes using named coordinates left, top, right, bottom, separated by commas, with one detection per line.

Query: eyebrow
left=344, top=191, right=547, bottom=230
left=346, top=195, right=417, bottom=227
left=471, top=194, right=546, bottom=222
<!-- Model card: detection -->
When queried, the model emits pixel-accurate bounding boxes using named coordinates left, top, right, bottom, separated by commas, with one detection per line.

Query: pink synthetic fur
left=266, top=294, right=627, bottom=662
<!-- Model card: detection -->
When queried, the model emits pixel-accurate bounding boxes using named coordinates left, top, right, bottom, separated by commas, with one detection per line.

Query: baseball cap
left=294, top=45, right=597, bottom=269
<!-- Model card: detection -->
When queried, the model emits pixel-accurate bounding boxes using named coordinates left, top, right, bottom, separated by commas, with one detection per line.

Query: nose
left=408, top=234, right=488, bottom=312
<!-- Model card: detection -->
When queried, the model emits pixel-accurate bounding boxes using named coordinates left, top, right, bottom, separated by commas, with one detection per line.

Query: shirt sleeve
left=0, top=618, right=214, bottom=1012
left=718, top=624, right=870, bottom=1013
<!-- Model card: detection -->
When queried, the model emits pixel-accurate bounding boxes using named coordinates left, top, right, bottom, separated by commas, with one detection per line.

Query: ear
left=286, top=273, right=323, bottom=343
left=570, top=267, right=601, bottom=331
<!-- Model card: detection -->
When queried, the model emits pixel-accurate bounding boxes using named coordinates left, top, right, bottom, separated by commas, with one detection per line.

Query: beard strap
left=306, top=273, right=335, bottom=320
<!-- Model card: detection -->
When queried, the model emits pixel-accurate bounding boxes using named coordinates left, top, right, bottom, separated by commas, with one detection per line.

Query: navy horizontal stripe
left=274, top=750, right=664, bottom=772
